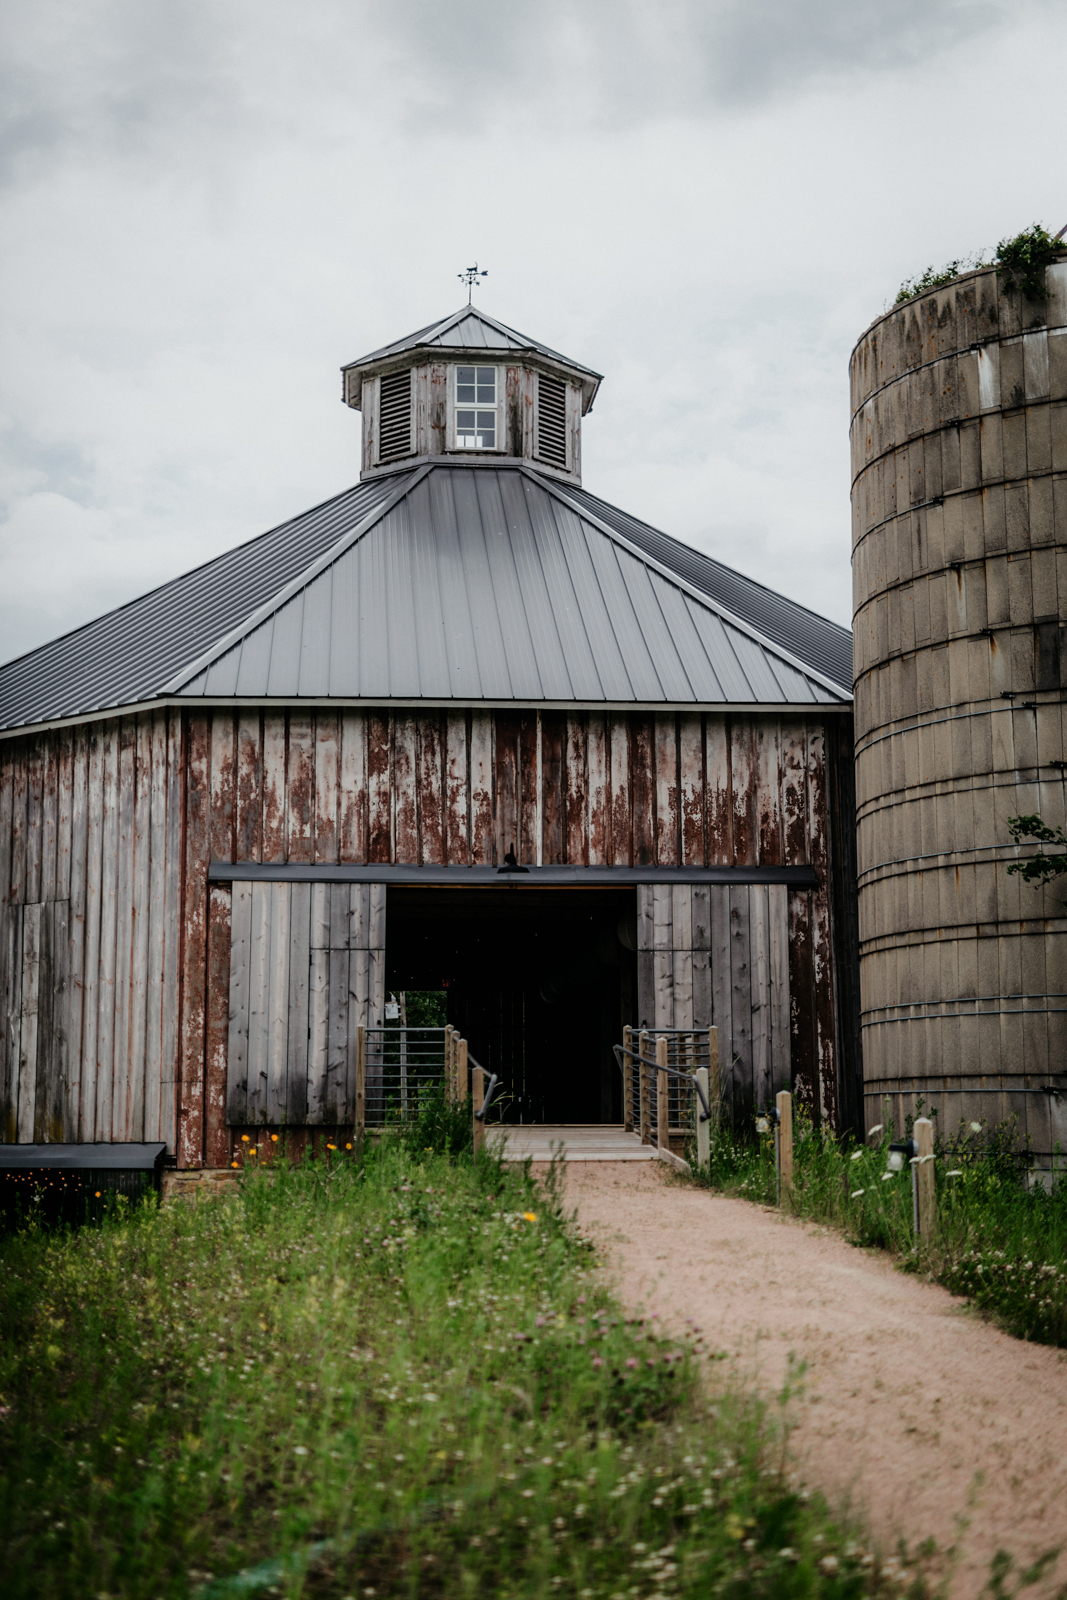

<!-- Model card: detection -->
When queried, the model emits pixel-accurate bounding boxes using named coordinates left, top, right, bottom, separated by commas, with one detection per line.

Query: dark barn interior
left=386, top=887, right=637, bottom=1124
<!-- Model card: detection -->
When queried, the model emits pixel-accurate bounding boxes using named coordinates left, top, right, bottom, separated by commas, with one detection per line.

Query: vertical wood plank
left=565, top=713, right=588, bottom=865
left=110, top=720, right=136, bottom=1140
left=731, top=717, right=757, bottom=865
left=226, top=882, right=252, bottom=1124
left=178, top=715, right=210, bottom=1166
left=540, top=712, right=564, bottom=865
left=286, top=714, right=315, bottom=863
left=628, top=715, right=655, bottom=867
left=807, top=722, right=839, bottom=1127
left=16, top=904, right=40, bottom=1141
left=124, top=716, right=153, bottom=1140
left=652, top=882, right=673, bottom=1030
left=204, top=884, right=232, bottom=1164
left=235, top=713, right=263, bottom=862
left=710, top=888, right=732, bottom=1093
left=750, top=885, right=772, bottom=1110
left=769, top=884, right=791, bottom=1093
left=705, top=717, right=732, bottom=864
left=339, top=711, right=367, bottom=863
left=445, top=712, right=469, bottom=866
left=314, top=712, right=340, bottom=864
left=671, top=885, right=694, bottom=1030
left=781, top=718, right=809, bottom=865
left=55, top=732, right=73, bottom=904
left=654, top=713, right=679, bottom=866
left=788, top=890, right=816, bottom=1112
left=636, top=883, right=654, bottom=1028
left=244, top=880, right=272, bottom=1126
left=469, top=712, right=494, bottom=865
left=393, top=712, right=418, bottom=865
left=367, top=712, right=393, bottom=863
left=609, top=714, right=631, bottom=866
left=80, top=728, right=104, bottom=1140
left=678, top=714, right=704, bottom=866
left=0, top=751, right=16, bottom=1140
left=307, top=883, right=330, bottom=1121
left=494, top=711, right=520, bottom=865
left=40, top=736, right=58, bottom=905
left=9, top=741, right=28, bottom=909
left=259, top=880, right=289, bottom=1126
left=95, top=724, right=120, bottom=1144
left=23, top=739, right=44, bottom=907
left=691, top=883, right=713, bottom=1029
left=285, top=882, right=311, bottom=1124
left=729, top=885, right=753, bottom=1113
left=327, top=884, right=350, bottom=1122
left=417, top=714, right=445, bottom=866
left=519, top=713, right=539, bottom=864
left=66, top=729, right=88, bottom=1139
left=1, top=901, right=22, bottom=1142
left=586, top=712, right=610, bottom=866
left=261, top=714, right=287, bottom=863
left=755, top=719, right=783, bottom=865
left=159, top=712, right=182, bottom=1154
left=32, top=900, right=54, bottom=1141
left=40, top=900, right=70, bottom=1142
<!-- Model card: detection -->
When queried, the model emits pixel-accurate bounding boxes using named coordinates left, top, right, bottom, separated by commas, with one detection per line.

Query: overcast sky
left=1, top=0, right=1064, bottom=666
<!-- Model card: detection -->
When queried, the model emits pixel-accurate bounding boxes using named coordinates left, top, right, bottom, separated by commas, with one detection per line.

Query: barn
left=0, top=305, right=860, bottom=1169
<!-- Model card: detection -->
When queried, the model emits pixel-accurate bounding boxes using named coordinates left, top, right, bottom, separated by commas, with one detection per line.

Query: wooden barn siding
left=0, top=705, right=843, bottom=1159
left=0, top=713, right=183, bottom=1149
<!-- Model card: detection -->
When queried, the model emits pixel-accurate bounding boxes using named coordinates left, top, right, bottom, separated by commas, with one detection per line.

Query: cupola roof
left=343, top=306, right=602, bottom=413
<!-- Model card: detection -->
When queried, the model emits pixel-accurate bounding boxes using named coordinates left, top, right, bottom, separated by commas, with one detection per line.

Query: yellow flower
left=523, top=1212, right=538, bottom=1223
left=241, top=1135, right=250, bottom=1143
left=271, top=1134, right=279, bottom=1142
left=345, top=1142, right=352, bottom=1150
left=231, top=1161, right=239, bottom=1169
left=94, top=1190, right=101, bottom=1198
left=326, top=1143, right=336, bottom=1151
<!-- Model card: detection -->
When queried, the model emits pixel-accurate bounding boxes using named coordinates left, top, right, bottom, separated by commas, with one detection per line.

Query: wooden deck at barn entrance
left=485, top=1125, right=655, bottom=1162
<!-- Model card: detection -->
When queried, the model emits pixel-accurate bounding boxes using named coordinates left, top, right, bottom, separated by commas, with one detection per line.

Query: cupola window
left=454, top=365, right=498, bottom=449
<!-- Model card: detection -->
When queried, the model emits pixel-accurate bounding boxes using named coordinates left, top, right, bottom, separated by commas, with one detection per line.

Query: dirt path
left=559, top=1161, right=1067, bottom=1598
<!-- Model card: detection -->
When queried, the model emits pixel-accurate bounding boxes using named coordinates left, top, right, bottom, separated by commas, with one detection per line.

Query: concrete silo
left=851, top=257, right=1067, bottom=1162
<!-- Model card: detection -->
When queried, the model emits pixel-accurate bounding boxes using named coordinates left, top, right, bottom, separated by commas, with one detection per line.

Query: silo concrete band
left=851, top=260, right=1067, bottom=1163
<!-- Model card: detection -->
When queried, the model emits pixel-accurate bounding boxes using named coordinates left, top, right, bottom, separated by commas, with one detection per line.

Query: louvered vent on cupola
left=379, top=368, right=413, bottom=462
left=536, top=373, right=567, bottom=468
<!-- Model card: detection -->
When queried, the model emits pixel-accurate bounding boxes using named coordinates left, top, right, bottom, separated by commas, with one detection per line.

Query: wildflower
left=346, top=1143, right=352, bottom=1150
left=969, top=1121, right=982, bottom=1133
left=867, top=1124, right=883, bottom=1138
left=241, top=1135, right=249, bottom=1142
left=231, top=1162, right=239, bottom=1170
left=881, top=1173, right=894, bottom=1182
left=293, top=1446, right=309, bottom=1456
left=95, top=1191, right=101, bottom=1197
left=946, top=1169, right=963, bottom=1177
left=820, top=1555, right=839, bottom=1574
left=850, top=1151, right=863, bottom=1162
left=326, top=1143, right=336, bottom=1151
left=271, top=1133, right=279, bottom=1141
left=592, top=1357, right=604, bottom=1368
left=625, top=1358, right=638, bottom=1369
left=850, top=1189, right=865, bottom=1198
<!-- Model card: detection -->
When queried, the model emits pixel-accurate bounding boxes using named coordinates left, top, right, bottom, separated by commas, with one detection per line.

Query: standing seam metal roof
left=0, top=463, right=850, bottom=734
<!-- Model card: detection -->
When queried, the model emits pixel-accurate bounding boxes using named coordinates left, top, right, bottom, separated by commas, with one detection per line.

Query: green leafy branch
left=894, top=221, right=1066, bottom=307
left=1006, top=813, right=1067, bottom=886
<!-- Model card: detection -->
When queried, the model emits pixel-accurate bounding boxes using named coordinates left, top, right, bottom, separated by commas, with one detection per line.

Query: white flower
left=867, top=1124, right=883, bottom=1138
left=293, top=1446, right=309, bottom=1456
left=850, top=1151, right=863, bottom=1162
left=969, top=1121, right=982, bottom=1133
left=850, top=1189, right=865, bottom=1198
left=881, top=1173, right=894, bottom=1182
left=946, top=1170, right=963, bottom=1177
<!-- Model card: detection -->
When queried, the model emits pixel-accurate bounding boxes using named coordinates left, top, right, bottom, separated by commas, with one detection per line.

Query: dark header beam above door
left=208, top=862, right=819, bottom=888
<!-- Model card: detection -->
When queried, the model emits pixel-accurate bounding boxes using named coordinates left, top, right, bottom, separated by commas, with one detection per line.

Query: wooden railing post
left=457, top=1037, right=469, bottom=1104
left=776, top=1089, right=793, bottom=1203
left=355, top=1023, right=366, bottom=1143
left=914, top=1116, right=935, bottom=1237
left=472, top=1065, right=485, bottom=1155
left=656, top=1036, right=669, bottom=1151
left=708, top=1026, right=720, bottom=1129
left=623, top=1024, right=633, bottom=1131
left=694, top=1066, right=711, bottom=1167
left=638, top=1029, right=650, bottom=1144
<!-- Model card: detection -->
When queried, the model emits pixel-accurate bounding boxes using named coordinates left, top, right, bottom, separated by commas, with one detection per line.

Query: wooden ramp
left=485, top=1124, right=654, bottom=1162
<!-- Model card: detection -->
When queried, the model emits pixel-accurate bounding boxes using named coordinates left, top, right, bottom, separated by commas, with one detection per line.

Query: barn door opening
left=385, top=887, right=636, bottom=1124
left=226, top=882, right=385, bottom=1127
left=636, top=882, right=790, bottom=1120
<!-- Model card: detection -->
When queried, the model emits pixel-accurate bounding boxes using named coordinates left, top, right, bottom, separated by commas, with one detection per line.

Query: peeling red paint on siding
left=565, top=714, right=587, bottom=866
left=654, top=713, right=679, bottom=867
left=417, top=715, right=444, bottom=865
left=630, top=715, right=654, bottom=867
left=540, top=712, right=564, bottom=865
left=393, top=714, right=418, bottom=864
left=367, top=713, right=392, bottom=863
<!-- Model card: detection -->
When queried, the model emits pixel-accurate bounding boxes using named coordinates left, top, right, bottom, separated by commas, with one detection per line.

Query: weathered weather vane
left=458, top=263, right=488, bottom=305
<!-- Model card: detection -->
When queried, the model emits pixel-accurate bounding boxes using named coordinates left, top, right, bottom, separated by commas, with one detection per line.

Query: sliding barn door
left=636, top=882, right=789, bottom=1114
left=227, top=882, right=385, bottom=1126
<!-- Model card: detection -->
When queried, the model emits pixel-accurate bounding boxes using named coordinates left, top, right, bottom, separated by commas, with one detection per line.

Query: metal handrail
left=468, top=1051, right=500, bottom=1123
left=613, top=1043, right=712, bottom=1124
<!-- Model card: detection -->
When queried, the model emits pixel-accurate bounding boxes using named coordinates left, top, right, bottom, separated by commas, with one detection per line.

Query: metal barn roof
left=0, top=463, right=850, bottom=734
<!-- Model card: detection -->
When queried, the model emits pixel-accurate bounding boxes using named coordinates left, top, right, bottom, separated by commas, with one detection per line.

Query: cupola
left=341, top=306, right=602, bottom=485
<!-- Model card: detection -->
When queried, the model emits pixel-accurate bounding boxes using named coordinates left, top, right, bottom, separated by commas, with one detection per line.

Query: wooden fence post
left=472, top=1065, right=485, bottom=1155
left=623, top=1024, right=633, bottom=1131
left=708, top=1026, right=720, bottom=1128
left=914, top=1116, right=935, bottom=1237
left=444, top=1025, right=454, bottom=1105
left=457, top=1037, right=468, bottom=1104
left=656, top=1036, right=669, bottom=1151
left=639, top=1029, right=650, bottom=1145
left=695, top=1066, right=711, bottom=1167
left=355, top=1023, right=366, bottom=1143
left=776, top=1089, right=793, bottom=1204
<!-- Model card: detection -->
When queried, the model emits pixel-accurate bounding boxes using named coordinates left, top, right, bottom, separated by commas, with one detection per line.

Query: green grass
left=0, top=1138, right=922, bottom=1600
left=691, top=1111, right=1067, bottom=1347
